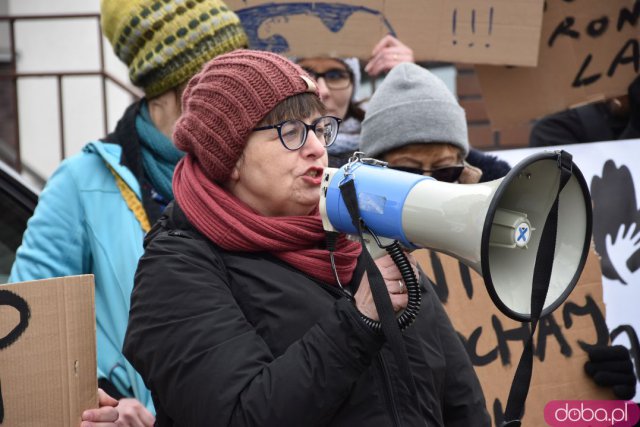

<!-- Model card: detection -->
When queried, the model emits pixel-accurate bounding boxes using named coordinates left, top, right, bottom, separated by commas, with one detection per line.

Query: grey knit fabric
left=360, top=62, right=469, bottom=159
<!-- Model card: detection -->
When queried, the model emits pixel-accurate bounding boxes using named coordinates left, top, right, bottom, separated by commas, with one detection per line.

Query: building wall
left=456, top=64, right=533, bottom=150
left=0, top=62, right=16, bottom=158
left=6, top=0, right=133, bottom=185
left=0, top=0, right=14, bottom=162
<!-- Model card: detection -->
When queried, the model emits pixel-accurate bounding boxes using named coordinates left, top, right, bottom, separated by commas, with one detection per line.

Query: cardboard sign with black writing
left=0, top=275, right=97, bottom=426
left=476, top=0, right=639, bottom=128
left=227, top=0, right=545, bottom=66
left=415, top=248, right=613, bottom=426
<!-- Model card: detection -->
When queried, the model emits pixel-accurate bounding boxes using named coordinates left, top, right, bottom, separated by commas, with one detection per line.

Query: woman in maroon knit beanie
left=124, top=49, right=489, bottom=427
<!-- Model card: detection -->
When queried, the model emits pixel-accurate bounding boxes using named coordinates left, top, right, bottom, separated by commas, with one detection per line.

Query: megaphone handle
left=359, top=234, right=422, bottom=331
left=382, top=240, right=422, bottom=329
left=347, top=233, right=422, bottom=332
left=362, top=234, right=389, bottom=260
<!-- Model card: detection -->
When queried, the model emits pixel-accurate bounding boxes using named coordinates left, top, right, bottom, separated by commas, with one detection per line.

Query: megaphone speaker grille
left=481, top=152, right=593, bottom=322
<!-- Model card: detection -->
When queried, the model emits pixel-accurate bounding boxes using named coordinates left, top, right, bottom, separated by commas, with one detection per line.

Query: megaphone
left=319, top=151, right=593, bottom=322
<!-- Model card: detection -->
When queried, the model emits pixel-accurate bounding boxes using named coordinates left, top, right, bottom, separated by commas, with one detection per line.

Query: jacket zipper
left=378, top=353, right=402, bottom=427
left=315, top=279, right=354, bottom=302
left=317, top=279, right=402, bottom=426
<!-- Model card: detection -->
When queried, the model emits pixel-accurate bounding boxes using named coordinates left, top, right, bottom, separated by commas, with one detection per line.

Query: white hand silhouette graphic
left=605, top=223, right=640, bottom=285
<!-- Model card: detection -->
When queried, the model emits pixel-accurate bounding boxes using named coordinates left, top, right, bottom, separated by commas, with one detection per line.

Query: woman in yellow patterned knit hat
left=9, top=1, right=247, bottom=426
left=101, top=0, right=247, bottom=97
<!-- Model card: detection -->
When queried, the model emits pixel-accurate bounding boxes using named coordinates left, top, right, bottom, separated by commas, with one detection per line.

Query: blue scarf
left=135, top=102, right=184, bottom=201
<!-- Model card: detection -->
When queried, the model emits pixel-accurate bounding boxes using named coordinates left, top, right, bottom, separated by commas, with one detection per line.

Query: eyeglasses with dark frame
left=253, top=116, right=342, bottom=151
left=301, top=67, right=352, bottom=90
left=388, top=164, right=465, bottom=183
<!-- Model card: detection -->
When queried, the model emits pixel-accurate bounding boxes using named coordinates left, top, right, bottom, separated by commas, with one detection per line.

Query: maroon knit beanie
left=173, top=49, right=319, bottom=183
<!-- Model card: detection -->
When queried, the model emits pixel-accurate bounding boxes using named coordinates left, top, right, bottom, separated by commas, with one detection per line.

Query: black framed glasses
left=389, top=164, right=465, bottom=183
left=302, top=67, right=352, bottom=90
left=253, top=116, right=342, bottom=151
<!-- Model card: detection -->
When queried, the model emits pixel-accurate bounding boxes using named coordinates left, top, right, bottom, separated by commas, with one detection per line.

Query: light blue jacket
left=10, top=141, right=154, bottom=412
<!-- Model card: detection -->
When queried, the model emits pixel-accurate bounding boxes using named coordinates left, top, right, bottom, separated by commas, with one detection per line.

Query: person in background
left=296, top=56, right=364, bottom=167
left=9, top=0, right=248, bottom=425
left=360, top=62, right=637, bottom=403
left=296, top=34, right=414, bottom=167
left=124, top=49, right=490, bottom=426
left=620, top=74, right=640, bottom=139
left=298, top=35, right=510, bottom=178
left=360, top=62, right=508, bottom=185
left=530, top=74, right=640, bottom=146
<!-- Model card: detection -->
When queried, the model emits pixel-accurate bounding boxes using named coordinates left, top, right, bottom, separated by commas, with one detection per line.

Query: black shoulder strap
left=503, top=151, right=573, bottom=426
left=339, top=179, right=418, bottom=396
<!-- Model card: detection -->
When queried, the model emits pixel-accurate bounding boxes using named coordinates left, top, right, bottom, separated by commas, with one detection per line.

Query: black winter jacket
left=124, top=202, right=490, bottom=427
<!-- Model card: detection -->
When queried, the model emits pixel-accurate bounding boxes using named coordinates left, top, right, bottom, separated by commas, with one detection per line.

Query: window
left=0, top=160, right=37, bottom=283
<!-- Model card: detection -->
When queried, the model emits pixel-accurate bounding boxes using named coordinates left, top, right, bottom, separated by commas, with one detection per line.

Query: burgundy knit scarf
left=173, top=155, right=361, bottom=285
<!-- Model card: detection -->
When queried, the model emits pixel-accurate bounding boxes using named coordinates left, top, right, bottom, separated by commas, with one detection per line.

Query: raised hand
left=585, top=345, right=637, bottom=400
left=364, top=35, right=415, bottom=77
left=605, top=223, right=640, bottom=285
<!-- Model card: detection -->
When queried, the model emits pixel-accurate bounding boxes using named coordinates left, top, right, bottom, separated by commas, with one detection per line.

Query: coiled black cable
left=358, top=240, right=422, bottom=332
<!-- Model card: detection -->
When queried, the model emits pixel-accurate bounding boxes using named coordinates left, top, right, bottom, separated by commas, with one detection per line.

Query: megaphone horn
left=319, top=151, right=593, bottom=322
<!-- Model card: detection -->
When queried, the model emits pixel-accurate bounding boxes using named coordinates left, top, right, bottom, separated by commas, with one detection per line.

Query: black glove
left=584, top=345, right=637, bottom=400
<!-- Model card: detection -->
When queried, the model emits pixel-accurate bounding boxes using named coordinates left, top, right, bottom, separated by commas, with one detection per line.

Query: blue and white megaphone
left=319, top=151, right=593, bottom=321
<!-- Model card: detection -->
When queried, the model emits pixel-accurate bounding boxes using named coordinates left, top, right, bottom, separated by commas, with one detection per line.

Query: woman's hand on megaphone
left=458, top=161, right=483, bottom=184
left=354, top=253, right=418, bottom=321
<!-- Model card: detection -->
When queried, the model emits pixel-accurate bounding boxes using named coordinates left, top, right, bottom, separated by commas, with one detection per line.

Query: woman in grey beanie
left=360, top=62, right=510, bottom=183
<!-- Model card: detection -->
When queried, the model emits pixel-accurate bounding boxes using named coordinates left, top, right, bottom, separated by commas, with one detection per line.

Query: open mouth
left=305, top=167, right=323, bottom=179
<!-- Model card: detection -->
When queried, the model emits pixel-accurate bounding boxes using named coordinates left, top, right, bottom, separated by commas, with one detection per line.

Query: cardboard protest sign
left=476, top=0, right=639, bottom=128
left=0, top=275, right=97, bottom=426
left=227, top=0, right=545, bottom=66
left=415, top=248, right=613, bottom=426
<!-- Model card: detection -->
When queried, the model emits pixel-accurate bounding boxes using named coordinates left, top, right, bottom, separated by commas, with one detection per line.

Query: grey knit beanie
left=360, top=62, right=469, bottom=159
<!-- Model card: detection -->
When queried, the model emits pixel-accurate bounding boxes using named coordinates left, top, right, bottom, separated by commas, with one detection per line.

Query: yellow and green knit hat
left=101, top=0, right=248, bottom=98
